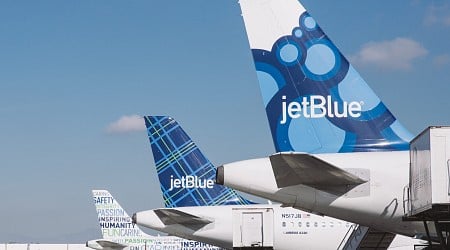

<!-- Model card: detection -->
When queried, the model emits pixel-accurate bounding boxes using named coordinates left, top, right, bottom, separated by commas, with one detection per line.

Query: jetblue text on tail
left=169, top=175, right=214, bottom=191
left=280, top=95, right=363, bottom=124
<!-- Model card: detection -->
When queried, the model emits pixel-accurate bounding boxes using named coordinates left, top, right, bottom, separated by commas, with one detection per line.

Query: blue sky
left=0, top=0, right=449, bottom=243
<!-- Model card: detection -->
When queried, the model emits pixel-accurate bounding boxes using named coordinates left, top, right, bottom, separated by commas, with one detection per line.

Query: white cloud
left=350, top=38, right=428, bottom=70
left=106, top=115, right=145, bottom=134
left=424, top=4, right=450, bottom=27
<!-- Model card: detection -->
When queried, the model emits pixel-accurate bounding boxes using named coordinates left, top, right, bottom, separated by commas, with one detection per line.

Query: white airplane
left=86, top=189, right=220, bottom=250
left=132, top=116, right=359, bottom=250
left=216, top=0, right=437, bottom=243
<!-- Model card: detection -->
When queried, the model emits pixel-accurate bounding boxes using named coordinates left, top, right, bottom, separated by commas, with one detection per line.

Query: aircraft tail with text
left=240, top=0, right=413, bottom=153
left=87, top=190, right=149, bottom=249
left=144, top=115, right=253, bottom=207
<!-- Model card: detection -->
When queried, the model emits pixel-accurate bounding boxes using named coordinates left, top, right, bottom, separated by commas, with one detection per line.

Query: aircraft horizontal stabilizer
left=93, top=240, right=128, bottom=249
left=154, top=209, right=213, bottom=230
left=270, top=153, right=367, bottom=195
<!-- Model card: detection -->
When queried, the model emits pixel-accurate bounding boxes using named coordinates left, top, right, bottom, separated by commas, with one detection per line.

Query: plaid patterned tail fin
left=144, top=116, right=254, bottom=207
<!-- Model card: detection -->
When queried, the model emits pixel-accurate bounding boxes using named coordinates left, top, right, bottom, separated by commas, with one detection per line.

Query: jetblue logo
left=280, top=95, right=362, bottom=124
left=169, top=175, right=214, bottom=191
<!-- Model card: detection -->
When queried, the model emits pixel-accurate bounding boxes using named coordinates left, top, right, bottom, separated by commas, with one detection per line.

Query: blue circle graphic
left=338, top=66, right=380, bottom=111
left=304, top=16, right=316, bottom=29
left=280, top=44, right=299, bottom=63
left=293, top=28, right=303, bottom=38
left=305, top=44, right=335, bottom=75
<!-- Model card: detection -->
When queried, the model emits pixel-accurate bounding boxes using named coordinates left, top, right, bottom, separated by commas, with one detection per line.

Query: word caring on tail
left=169, top=175, right=214, bottom=191
left=280, top=95, right=362, bottom=124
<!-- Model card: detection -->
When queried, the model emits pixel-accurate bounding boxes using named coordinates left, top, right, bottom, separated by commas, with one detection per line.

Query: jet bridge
left=403, top=126, right=450, bottom=249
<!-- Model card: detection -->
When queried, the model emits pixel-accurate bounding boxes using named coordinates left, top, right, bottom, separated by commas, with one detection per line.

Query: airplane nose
left=132, top=213, right=137, bottom=224
left=215, top=166, right=224, bottom=185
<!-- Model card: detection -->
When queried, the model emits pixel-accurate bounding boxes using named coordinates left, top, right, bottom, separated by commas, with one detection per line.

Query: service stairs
left=338, top=225, right=396, bottom=250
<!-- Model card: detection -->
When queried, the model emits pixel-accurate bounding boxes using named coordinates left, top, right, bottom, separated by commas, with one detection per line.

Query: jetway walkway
left=402, top=127, right=450, bottom=250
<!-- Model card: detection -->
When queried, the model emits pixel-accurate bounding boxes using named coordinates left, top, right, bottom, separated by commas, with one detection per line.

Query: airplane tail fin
left=92, top=190, right=147, bottom=241
left=144, top=116, right=253, bottom=207
left=239, top=0, right=413, bottom=153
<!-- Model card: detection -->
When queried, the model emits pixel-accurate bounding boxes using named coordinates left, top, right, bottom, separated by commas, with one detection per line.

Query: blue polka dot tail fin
left=144, top=116, right=254, bottom=207
left=239, top=0, right=412, bottom=153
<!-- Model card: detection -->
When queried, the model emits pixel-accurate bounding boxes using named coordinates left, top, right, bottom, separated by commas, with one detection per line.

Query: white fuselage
left=220, top=151, right=435, bottom=238
left=134, top=204, right=355, bottom=250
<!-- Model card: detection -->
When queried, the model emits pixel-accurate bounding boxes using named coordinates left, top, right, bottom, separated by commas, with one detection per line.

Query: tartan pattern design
left=144, top=116, right=253, bottom=207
